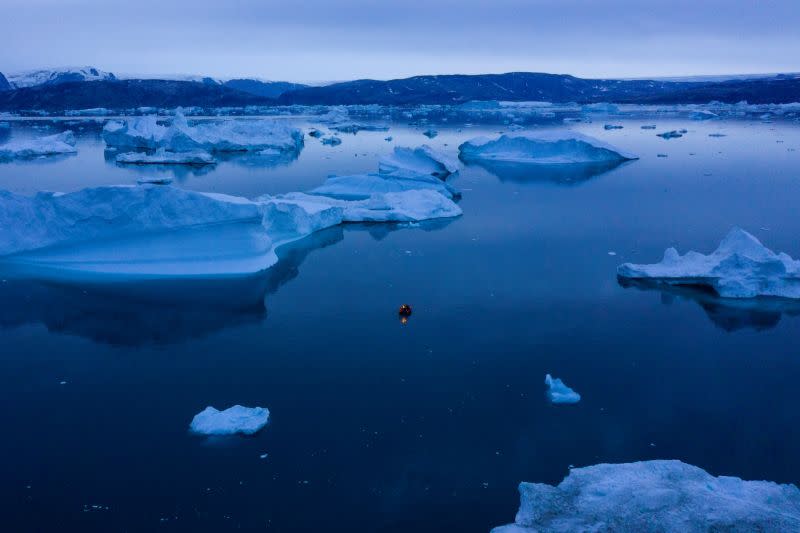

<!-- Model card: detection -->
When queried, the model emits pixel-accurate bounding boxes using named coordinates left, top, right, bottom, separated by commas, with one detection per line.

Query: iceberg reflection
left=464, top=159, right=629, bottom=184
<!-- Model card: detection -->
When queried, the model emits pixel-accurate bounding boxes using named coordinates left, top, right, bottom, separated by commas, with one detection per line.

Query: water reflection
left=0, top=225, right=343, bottom=346
left=462, top=159, right=630, bottom=184
left=618, top=278, right=800, bottom=332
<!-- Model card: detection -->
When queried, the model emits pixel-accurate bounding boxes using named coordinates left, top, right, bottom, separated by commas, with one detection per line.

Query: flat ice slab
left=190, top=405, right=270, bottom=436
left=492, top=460, right=800, bottom=533
left=116, top=149, right=216, bottom=166
left=617, top=228, right=800, bottom=299
left=0, top=131, right=77, bottom=161
left=545, top=374, right=581, bottom=404
left=103, top=110, right=303, bottom=154
left=459, top=131, right=637, bottom=165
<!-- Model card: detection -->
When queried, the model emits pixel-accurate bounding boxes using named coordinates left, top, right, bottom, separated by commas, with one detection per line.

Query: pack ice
left=617, top=228, right=800, bottom=299
left=492, top=460, right=800, bottom=533
left=190, top=405, right=270, bottom=436
left=103, top=110, right=303, bottom=155
left=458, top=131, right=637, bottom=165
left=0, top=131, right=77, bottom=161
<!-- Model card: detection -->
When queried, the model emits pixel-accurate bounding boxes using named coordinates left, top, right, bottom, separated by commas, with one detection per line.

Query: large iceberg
left=0, top=145, right=461, bottom=278
left=617, top=228, right=800, bottom=299
left=378, top=145, right=459, bottom=178
left=458, top=131, right=637, bottom=165
left=190, top=405, right=270, bottom=436
left=103, top=110, right=303, bottom=154
left=492, top=460, right=800, bottom=533
left=0, top=131, right=77, bottom=161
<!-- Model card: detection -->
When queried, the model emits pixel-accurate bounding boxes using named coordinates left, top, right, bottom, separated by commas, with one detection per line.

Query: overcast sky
left=1, top=0, right=798, bottom=82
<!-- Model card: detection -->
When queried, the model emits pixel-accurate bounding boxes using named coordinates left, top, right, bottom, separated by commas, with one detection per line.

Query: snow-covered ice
left=492, top=460, right=800, bottom=533
left=190, top=405, right=270, bottom=436
left=617, top=228, right=800, bottom=299
left=103, top=110, right=303, bottom=154
left=544, top=374, right=581, bottom=404
left=0, top=131, right=77, bottom=161
left=458, top=132, right=637, bottom=165
left=378, top=145, right=459, bottom=178
left=115, top=149, right=216, bottom=166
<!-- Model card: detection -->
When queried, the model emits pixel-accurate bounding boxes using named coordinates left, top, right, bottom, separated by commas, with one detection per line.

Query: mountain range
left=0, top=67, right=797, bottom=110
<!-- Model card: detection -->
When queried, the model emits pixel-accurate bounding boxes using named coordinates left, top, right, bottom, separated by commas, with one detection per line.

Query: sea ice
left=103, top=110, right=303, bottom=154
left=458, top=131, right=637, bottom=165
left=544, top=374, right=581, bottom=404
left=492, top=460, right=800, bottom=533
left=378, top=145, right=459, bottom=178
left=189, top=405, right=270, bottom=436
left=617, top=228, right=800, bottom=299
left=0, top=131, right=77, bottom=161
left=115, top=148, right=216, bottom=166
left=309, top=173, right=458, bottom=200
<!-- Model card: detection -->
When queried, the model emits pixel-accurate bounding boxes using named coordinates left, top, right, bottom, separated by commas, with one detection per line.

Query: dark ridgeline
left=0, top=72, right=797, bottom=110
left=0, top=72, right=10, bottom=91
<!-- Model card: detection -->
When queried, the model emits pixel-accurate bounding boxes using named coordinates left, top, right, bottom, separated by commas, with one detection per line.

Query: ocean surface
left=1, top=114, right=800, bottom=532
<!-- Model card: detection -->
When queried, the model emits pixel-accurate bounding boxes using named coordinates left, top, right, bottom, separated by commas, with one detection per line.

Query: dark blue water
left=1, top=116, right=800, bottom=532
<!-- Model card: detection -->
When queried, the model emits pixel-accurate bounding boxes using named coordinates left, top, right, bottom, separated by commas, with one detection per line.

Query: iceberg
left=544, top=374, right=580, bottom=404
left=458, top=131, right=637, bottom=165
left=190, top=405, right=270, bottom=436
left=492, top=460, right=800, bottom=533
left=321, top=135, right=342, bottom=146
left=309, top=173, right=458, bottom=200
left=0, top=131, right=77, bottom=161
left=617, top=228, right=800, bottom=299
left=657, top=130, right=684, bottom=139
left=378, top=145, right=459, bottom=178
left=603, top=124, right=623, bottom=130
left=115, top=148, right=216, bottom=166
left=103, top=110, right=303, bottom=154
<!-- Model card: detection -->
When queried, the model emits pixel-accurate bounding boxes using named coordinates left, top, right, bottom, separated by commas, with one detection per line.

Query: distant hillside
left=0, top=80, right=273, bottom=111
left=276, top=73, right=699, bottom=105
left=617, top=76, right=800, bottom=105
left=222, top=79, right=308, bottom=98
left=7, top=67, right=117, bottom=89
left=0, top=72, right=10, bottom=92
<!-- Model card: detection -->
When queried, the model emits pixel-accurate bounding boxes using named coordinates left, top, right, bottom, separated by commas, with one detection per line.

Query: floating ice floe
left=190, top=405, right=270, bottom=436
left=378, top=145, right=460, bottom=179
left=657, top=130, right=685, bottom=139
left=103, top=110, right=303, bottom=154
left=321, top=136, right=342, bottom=146
left=0, top=131, right=77, bottom=161
left=0, top=146, right=461, bottom=279
left=544, top=374, right=581, bottom=404
left=690, top=110, right=717, bottom=120
left=492, top=460, right=800, bottom=533
left=617, top=228, right=800, bottom=299
left=603, top=124, right=623, bottom=130
left=115, top=148, right=216, bottom=166
left=422, top=129, right=438, bottom=138
left=458, top=131, right=637, bottom=165
left=641, top=125, right=657, bottom=129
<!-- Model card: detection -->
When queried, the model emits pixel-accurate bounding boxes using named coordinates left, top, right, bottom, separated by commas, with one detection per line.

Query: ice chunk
left=321, top=136, right=342, bottom=146
left=603, top=124, right=623, bottom=130
left=103, top=110, right=303, bottom=154
left=422, top=129, right=438, bottom=138
left=310, top=173, right=458, bottom=200
left=329, top=123, right=389, bottom=134
left=657, top=130, right=684, bottom=139
left=492, top=460, right=800, bottom=533
left=544, top=374, right=581, bottom=404
left=641, top=125, right=657, bottom=129
left=458, top=131, right=637, bottom=165
left=115, top=148, right=216, bottom=166
left=190, top=405, right=269, bottom=436
left=617, top=228, right=800, bottom=298
left=0, top=131, right=77, bottom=161
left=378, top=145, right=459, bottom=178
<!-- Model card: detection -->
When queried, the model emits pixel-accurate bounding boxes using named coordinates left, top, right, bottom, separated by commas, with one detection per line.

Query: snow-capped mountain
left=6, top=67, right=117, bottom=89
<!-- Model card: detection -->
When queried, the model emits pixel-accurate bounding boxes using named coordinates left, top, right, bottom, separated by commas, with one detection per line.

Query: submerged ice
left=492, top=460, right=800, bottom=533
left=190, top=405, right=270, bottom=436
left=617, top=228, right=800, bottom=299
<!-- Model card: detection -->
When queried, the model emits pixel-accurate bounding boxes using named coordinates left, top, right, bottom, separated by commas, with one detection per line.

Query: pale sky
left=1, top=0, right=798, bottom=82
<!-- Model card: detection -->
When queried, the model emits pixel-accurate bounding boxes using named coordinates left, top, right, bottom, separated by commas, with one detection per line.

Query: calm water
left=1, top=115, right=800, bottom=532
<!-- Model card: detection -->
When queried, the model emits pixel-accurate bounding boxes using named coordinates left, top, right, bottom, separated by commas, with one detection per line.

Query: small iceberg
left=103, top=110, right=303, bottom=155
left=657, top=130, right=684, bottom=139
left=321, top=136, right=342, bottom=146
left=116, top=148, right=216, bottom=166
left=422, top=129, right=438, bottom=138
left=617, top=228, right=800, bottom=299
left=0, top=131, right=77, bottom=161
left=603, top=124, right=623, bottom=130
left=690, top=110, right=717, bottom=120
left=378, top=145, right=460, bottom=179
left=641, top=125, right=657, bottom=129
left=458, top=131, right=637, bottom=165
left=491, top=460, right=800, bottom=533
left=544, top=374, right=581, bottom=404
left=190, top=405, right=270, bottom=436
